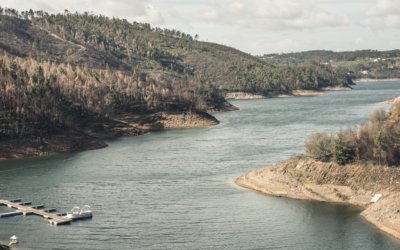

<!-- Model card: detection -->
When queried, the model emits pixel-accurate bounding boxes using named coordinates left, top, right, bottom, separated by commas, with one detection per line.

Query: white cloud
left=200, top=7, right=219, bottom=21
left=91, top=0, right=148, bottom=17
left=228, top=2, right=244, bottom=13
left=0, top=0, right=164, bottom=24
left=1, top=0, right=399, bottom=54
left=197, top=0, right=349, bottom=30
left=134, top=3, right=164, bottom=24
left=364, top=0, right=400, bottom=29
left=0, top=0, right=57, bottom=13
left=367, top=0, right=400, bottom=16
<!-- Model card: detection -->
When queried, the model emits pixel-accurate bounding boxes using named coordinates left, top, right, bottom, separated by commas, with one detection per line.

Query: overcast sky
left=1, top=0, right=399, bottom=55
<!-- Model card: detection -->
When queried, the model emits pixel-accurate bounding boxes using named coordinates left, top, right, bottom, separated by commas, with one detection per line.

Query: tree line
left=305, top=104, right=400, bottom=166
left=0, top=7, right=357, bottom=140
left=0, top=7, right=353, bottom=94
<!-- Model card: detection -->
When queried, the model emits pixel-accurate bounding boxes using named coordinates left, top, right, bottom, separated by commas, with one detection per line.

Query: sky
left=1, top=0, right=399, bottom=55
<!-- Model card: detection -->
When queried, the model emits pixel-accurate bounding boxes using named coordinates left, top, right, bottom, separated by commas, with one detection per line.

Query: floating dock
left=0, top=199, right=72, bottom=225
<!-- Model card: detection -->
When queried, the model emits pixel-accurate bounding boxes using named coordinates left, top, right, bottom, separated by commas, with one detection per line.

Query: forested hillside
left=0, top=8, right=352, bottom=94
left=262, top=50, right=400, bottom=79
left=0, top=7, right=354, bottom=157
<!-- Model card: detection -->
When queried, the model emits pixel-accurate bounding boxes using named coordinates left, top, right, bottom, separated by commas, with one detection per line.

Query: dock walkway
left=0, top=199, right=72, bottom=225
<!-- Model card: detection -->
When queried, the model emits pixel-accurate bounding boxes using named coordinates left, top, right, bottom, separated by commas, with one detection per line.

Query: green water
left=1, top=81, right=400, bottom=249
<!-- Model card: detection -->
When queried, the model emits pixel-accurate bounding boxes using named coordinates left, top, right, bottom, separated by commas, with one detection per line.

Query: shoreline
left=354, top=78, right=400, bottom=83
left=385, top=96, right=400, bottom=105
left=225, top=86, right=351, bottom=100
left=225, top=92, right=266, bottom=100
left=0, top=242, right=10, bottom=250
left=235, top=157, right=400, bottom=240
left=0, top=110, right=221, bottom=160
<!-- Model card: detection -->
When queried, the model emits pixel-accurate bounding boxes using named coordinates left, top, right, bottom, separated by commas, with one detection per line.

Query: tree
left=28, top=9, right=34, bottom=19
left=373, top=130, right=387, bottom=165
left=332, top=132, right=356, bottom=165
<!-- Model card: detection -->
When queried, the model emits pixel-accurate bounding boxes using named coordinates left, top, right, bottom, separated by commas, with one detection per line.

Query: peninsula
left=237, top=102, right=400, bottom=239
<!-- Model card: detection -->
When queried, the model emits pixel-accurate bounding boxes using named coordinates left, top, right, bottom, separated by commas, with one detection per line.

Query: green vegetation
left=0, top=7, right=354, bottom=140
left=0, top=7, right=351, bottom=93
left=305, top=103, right=400, bottom=166
left=262, top=50, right=400, bottom=80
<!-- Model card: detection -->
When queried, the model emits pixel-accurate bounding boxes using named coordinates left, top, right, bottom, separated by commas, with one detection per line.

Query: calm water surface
left=1, top=81, right=400, bottom=250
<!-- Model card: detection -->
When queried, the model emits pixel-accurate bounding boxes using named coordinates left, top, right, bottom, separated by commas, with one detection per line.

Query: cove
left=1, top=81, right=400, bottom=249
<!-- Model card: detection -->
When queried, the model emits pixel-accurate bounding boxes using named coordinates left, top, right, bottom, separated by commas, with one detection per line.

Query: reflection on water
left=0, top=81, right=400, bottom=249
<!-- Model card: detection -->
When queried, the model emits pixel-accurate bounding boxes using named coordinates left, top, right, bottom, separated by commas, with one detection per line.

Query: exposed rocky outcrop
left=0, top=243, right=10, bottom=250
left=0, top=131, right=107, bottom=159
left=225, top=92, right=266, bottom=100
left=0, top=111, right=220, bottom=159
left=236, top=157, right=400, bottom=239
left=113, top=111, right=219, bottom=130
left=385, top=96, right=400, bottom=105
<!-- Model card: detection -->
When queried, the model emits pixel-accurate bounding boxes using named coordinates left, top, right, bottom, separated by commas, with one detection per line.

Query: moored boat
left=64, top=205, right=92, bottom=220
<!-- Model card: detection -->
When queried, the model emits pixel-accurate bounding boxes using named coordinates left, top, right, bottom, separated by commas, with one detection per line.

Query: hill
left=236, top=157, right=400, bottom=240
left=0, top=7, right=353, bottom=158
left=262, top=50, right=400, bottom=79
left=236, top=103, right=400, bottom=240
left=0, top=8, right=352, bottom=93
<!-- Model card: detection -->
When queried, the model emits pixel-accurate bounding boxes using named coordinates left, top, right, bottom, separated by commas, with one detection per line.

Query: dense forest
left=0, top=7, right=353, bottom=141
left=262, top=50, right=400, bottom=79
left=305, top=103, right=400, bottom=166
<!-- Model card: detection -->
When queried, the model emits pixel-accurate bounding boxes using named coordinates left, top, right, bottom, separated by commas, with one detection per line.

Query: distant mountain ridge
left=262, top=50, right=400, bottom=79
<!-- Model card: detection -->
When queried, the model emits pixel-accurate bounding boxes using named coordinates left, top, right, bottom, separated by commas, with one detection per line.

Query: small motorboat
left=64, top=205, right=92, bottom=220
left=9, top=235, right=18, bottom=245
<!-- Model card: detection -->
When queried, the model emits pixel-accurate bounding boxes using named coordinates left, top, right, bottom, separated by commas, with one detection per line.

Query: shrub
left=305, top=103, right=400, bottom=166
left=305, top=132, right=333, bottom=162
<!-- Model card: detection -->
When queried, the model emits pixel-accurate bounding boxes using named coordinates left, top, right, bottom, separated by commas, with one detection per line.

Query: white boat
left=9, top=235, right=18, bottom=245
left=64, top=205, right=92, bottom=220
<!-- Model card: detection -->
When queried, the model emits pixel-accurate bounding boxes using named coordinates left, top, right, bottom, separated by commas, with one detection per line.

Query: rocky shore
left=225, top=86, right=351, bottom=100
left=385, top=96, right=400, bottom=105
left=0, top=242, right=9, bottom=250
left=236, top=157, right=400, bottom=239
left=354, top=78, right=400, bottom=83
left=292, top=86, right=352, bottom=96
left=113, top=111, right=219, bottom=131
left=225, top=92, right=266, bottom=100
left=0, top=111, right=220, bottom=160
left=0, top=132, right=108, bottom=160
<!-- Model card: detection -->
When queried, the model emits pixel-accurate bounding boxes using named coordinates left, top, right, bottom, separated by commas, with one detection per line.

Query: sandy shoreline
left=225, top=92, right=266, bottom=100
left=354, top=78, right=400, bottom=83
left=236, top=157, right=400, bottom=240
left=225, top=78, right=400, bottom=100
left=226, top=86, right=351, bottom=100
